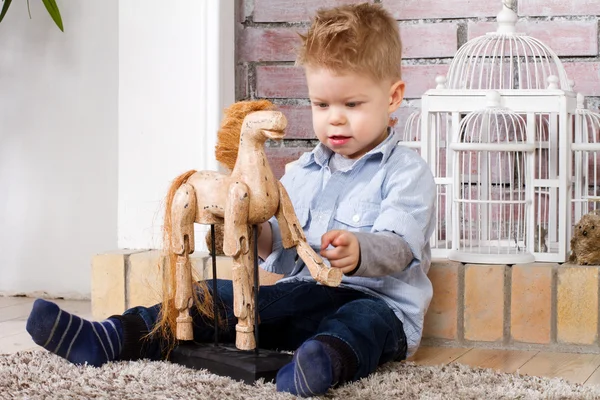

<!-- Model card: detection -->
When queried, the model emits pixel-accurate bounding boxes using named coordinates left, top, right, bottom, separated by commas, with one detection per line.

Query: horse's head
left=216, top=99, right=287, bottom=171
left=242, top=110, right=287, bottom=141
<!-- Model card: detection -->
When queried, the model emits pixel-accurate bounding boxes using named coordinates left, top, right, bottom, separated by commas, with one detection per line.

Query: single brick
left=464, top=264, right=505, bottom=342
left=424, top=260, right=460, bottom=339
left=519, top=0, right=600, bottom=16
left=557, top=265, right=598, bottom=345
left=564, top=63, right=600, bottom=96
left=91, top=250, right=145, bottom=320
left=403, top=64, right=449, bottom=99
left=256, top=66, right=307, bottom=99
left=468, top=20, right=598, bottom=57
left=237, top=27, right=299, bottom=63
left=253, top=0, right=367, bottom=22
left=383, top=0, right=499, bottom=20
left=127, top=250, right=163, bottom=308
left=400, top=23, right=458, bottom=59
left=278, top=105, right=314, bottom=140
left=511, top=263, right=553, bottom=344
left=266, top=146, right=314, bottom=179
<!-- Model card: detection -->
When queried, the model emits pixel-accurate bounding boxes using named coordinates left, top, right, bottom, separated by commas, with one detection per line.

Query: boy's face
left=305, top=67, right=404, bottom=159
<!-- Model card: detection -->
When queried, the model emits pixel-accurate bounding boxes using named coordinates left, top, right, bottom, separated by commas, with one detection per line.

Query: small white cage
left=417, top=0, right=578, bottom=263
left=449, top=92, right=534, bottom=264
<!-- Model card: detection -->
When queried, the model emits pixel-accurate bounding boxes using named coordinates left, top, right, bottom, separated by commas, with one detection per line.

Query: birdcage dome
left=444, top=1, right=570, bottom=91
left=455, top=92, right=528, bottom=146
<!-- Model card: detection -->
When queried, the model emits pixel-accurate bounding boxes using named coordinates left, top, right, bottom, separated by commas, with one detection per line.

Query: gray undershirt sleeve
left=348, top=231, right=414, bottom=277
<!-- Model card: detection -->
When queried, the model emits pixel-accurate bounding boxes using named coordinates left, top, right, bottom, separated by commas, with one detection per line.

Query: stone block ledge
left=92, top=250, right=600, bottom=354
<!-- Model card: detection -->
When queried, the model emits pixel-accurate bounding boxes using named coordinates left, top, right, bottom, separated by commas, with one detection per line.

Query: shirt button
left=352, top=214, right=360, bottom=223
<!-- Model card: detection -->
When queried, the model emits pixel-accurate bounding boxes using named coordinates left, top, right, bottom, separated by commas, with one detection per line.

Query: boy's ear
left=388, top=80, right=405, bottom=113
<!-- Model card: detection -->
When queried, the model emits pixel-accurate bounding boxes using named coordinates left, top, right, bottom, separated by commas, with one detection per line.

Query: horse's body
left=156, top=101, right=342, bottom=351
left=187, top=139, right=280, bottom=226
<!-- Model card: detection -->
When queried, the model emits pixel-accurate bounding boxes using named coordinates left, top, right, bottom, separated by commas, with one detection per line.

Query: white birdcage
left=449, top=92, right=534, bottom=264
left=414, top=0, right=579, bottom=263
left=572, top=94, right=600, bottom=226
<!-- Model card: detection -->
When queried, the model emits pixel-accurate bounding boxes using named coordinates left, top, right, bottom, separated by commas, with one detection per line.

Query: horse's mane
left=215, top=99, right=276, bottom=170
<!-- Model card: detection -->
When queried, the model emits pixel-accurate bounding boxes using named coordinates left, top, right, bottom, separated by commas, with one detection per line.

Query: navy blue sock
left=26, top=299, right=123, bottom=367
left=276, top=340, right=335, bottom=397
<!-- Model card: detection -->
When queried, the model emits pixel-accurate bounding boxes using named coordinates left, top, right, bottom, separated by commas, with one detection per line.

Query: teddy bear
left=569, top=210, right=600, bottom=265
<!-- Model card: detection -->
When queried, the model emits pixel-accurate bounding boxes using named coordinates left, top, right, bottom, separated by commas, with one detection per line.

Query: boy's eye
left=346, top=102, right=360, bottom=108
left=312, top=102, right=328, bottom=108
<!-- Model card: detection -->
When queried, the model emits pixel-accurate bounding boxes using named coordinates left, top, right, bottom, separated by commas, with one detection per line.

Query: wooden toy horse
left=154, top=100, right=342, bottom=351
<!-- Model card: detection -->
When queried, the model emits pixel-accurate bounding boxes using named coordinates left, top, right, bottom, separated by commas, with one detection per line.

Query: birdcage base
left=448, top=248, right=535, bottom=265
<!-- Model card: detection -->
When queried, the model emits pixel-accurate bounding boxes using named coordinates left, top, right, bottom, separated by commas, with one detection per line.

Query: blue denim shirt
left=261, top=129, right=436, bottom=356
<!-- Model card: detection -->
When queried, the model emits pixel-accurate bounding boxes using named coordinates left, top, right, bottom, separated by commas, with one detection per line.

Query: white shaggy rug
left=2, top=350, right=600, bottom=399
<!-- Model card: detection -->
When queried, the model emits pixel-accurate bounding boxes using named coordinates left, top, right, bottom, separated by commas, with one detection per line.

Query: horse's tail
left=150, top=169, right=216, bottom=351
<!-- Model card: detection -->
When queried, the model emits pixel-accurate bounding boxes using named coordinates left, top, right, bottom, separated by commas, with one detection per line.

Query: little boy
left=26, top=2, right=436, bottom=397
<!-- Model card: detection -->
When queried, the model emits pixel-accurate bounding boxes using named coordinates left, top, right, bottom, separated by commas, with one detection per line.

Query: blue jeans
left=124, top=279, right=407, bottom=381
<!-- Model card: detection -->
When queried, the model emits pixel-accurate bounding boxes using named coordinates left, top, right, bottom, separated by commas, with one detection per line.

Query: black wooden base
left=170, top=342, right=293, bottom=384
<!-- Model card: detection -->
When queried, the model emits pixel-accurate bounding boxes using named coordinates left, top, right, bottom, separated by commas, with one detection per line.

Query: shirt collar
left=298, top=127, right=400, bottom=168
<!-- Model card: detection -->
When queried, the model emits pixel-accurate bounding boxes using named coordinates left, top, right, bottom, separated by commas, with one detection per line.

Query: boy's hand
left=320, top=230, right=360, bottom=274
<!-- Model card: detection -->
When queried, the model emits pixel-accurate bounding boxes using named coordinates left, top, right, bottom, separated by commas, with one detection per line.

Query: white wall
left=0, top=1, right=118, bottom=298
left=0, top=1, right=235, bottom=298
left=118, top=1, right=235, bottom=251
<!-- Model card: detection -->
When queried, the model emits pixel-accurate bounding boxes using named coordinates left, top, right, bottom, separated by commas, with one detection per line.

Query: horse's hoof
left=318, top=267, right=343, bottom=287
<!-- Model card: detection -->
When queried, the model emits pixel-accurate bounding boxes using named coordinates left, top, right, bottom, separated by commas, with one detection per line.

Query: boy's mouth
left=328, top=135, right=351, bottom=146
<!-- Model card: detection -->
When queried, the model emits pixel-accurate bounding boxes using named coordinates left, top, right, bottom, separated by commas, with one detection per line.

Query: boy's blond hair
left=297, top=3, right=402, bottom=82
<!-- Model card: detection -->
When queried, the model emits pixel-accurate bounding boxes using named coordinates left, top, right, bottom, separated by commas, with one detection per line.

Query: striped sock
left=26, top=298, right=123, bottom=367
left=276, top=340, right=335, bottom=397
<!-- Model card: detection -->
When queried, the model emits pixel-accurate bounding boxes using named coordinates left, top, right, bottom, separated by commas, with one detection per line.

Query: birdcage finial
left=497, top=0, right=518, bottom=34
left=547, top=75, right=559, bottom=90
left=435, top=75, right=447, bottom=89
left=577, top=93, right=586, bottom=109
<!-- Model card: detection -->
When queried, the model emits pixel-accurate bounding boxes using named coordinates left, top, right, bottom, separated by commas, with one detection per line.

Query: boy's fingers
left=320, top=245, right=347, bottom=261
left=331, top=231, right=351, bottom=247
left=329, top=256, right=358, bottom=273
left=321, top=230, right=344, bottom=250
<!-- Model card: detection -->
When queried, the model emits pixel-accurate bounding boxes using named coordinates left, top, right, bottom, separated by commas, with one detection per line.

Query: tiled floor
left=2, top=296, right=600, bottom=386
left=0, top=296, right=92, bottom=354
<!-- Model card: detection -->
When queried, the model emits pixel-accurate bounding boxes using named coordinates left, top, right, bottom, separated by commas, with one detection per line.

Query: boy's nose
left=328, top=107, right=346, bottom=125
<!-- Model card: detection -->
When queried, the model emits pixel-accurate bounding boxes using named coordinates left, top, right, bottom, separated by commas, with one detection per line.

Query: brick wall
left=236, top=0, right=600, bottom=178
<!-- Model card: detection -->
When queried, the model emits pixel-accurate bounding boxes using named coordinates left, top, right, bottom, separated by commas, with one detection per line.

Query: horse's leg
left=222, top=182, right=256, bottom=350
left=275, top=181, right=343, bottom=287
left=171, top=182, right=197, bottom=341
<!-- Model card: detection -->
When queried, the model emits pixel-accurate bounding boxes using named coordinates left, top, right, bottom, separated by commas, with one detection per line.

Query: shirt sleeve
left=259, top=217, right=298, bottom=275
left=371, top=150, right=436, bottom=263
left=349, top=231, right=414, bottom=277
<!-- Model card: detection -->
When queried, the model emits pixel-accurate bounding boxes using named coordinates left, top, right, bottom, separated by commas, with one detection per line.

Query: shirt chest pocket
left=332, top=203, right=380, bottom=232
